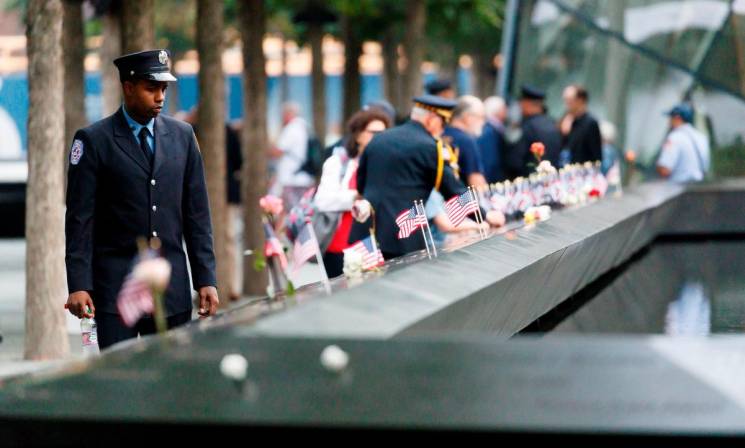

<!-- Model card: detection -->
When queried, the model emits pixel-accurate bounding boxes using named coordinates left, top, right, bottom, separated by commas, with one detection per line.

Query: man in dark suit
left=560, top=84, right=602, bottom=164
left=350, top=95, right=503, bottom=258
left=64, top=49, right=219, bottom=349
left=505, top=85, right=562, bottom=178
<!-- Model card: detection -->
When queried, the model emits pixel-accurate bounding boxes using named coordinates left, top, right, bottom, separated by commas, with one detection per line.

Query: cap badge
left=158, top=50, right=168, bottom=65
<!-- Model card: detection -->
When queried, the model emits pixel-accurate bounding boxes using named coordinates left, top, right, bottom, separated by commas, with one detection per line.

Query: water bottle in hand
left=81, top=306, right=100, bottom=356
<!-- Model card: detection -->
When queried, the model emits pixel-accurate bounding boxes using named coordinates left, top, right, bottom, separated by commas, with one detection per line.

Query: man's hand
left=485, top=210, right=506, bottom=227
left=66, top=291, right=95, bottom=318
left=197, top=286, right=219, bottom=318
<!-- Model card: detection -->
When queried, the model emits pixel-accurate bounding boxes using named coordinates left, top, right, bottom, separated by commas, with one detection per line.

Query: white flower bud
left=220, top=353, right=248, bottom=382
left=320, top=345, right=349, bottom=373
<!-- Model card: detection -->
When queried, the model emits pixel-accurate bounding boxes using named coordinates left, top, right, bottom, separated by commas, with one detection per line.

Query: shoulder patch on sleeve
left=70, top=139, right=84, bottom=165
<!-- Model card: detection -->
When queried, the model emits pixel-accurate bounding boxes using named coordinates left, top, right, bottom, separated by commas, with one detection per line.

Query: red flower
left=589, top=188, right=601, bottom=198
left=530, top=142, right=545, bottom=160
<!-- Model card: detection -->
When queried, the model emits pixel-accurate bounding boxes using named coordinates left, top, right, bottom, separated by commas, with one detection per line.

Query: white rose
left=320, top=345, right=349, bottom=373
left=132, top=257, right=171, bottom=291
left=342, top=250, right=364, bottom=278
left=536, top=160, right=556, bottom=175
left=220, top=353, right=248, bottom=382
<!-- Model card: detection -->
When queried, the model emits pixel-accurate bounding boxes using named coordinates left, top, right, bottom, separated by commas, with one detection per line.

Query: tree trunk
left=121, top=0, right=154, bottom=54
left=239, top=0, right=269, bottom=296
left=309, top=21, right=325, bottom=144
left=197, top=0, right=230, bottom=305
left=341, top=16, right=361, bottom=124
left=101, top=10, right=122, bottom=116
left=382, top=26, right=402, bottom=116
left=401, top=0, right=426, bottom=115
left=280, top=35, right=289, bottom=104
left=473, top=51, right=497, bottom=99
left=62, top=0, right=87, bottom=167
left=167, top=52, right=182, bottom=115
left=25, top=0, right=70, bottom=360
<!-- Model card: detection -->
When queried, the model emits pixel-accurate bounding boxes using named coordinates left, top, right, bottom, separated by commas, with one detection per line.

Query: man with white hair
left=271, top=101, right=313, bottom=207
left=350, top=95, right=504, bottom=258
left=478, top=96, right=508, bottom=183
left=443, top=95, right=487, bottom=188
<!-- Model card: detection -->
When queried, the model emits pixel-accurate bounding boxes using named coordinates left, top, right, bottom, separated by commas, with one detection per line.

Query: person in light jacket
left=315, top=109, right=391, bottom=277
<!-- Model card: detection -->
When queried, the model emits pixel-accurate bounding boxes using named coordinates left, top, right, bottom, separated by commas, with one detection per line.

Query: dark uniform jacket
left=65, top=108, right=216, bottom=316
left=505, top=113, right=562, bottom=179
left=349, top=120, right=467, bottom=257
left=566, top=112, right=602, bottom=164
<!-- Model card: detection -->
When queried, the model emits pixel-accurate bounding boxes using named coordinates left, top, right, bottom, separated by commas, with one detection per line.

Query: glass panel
left=514, top=0, right=696, bottom=163
left=692, top=86, right=745, bottom=176
left=697, top=10, right=745, bottom=97
left=513, top=0, right=745, bottom=174
left=551, top=0, right=730, bottom=73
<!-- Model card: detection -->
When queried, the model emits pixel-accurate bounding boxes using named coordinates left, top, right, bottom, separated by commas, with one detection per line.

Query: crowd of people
left=261, top=77, right=711, bottom=278
left=61, top=47, right=713, bottom=351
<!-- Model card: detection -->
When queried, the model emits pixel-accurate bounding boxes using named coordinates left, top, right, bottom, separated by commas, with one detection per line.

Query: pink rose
left=259, top=195, right=284, bottom=216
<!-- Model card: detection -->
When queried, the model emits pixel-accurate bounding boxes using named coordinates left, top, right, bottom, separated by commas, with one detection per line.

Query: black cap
left=114, top=49, right=177, bottom=83
left=412, top=95, right=457, bottom=121
left=425, top=78, right=453, bottom=96
left=520, top=84, right=545, bottom=100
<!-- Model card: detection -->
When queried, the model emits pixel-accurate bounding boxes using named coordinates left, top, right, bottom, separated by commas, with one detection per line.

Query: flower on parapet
left=524, top=205, right=551, bottom=224
left=259, top=195, right=284, bottom=217
left=132, top=257, right=172, bottom=292
left=530, top=142, right=545, bottom=161
left=342, top=250, right=364, bottom=279
left=536, top=160, right=556, bottom=175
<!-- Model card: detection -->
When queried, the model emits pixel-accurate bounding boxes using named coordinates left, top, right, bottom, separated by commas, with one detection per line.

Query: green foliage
left=3, top=0, right=26, bottom=22
left=155, top=0, right=196, bottom=56
left=426, top=0, right=506, bottom=62
left=253, top=249, right=267, bottom=272
left=712, top=137, right=745, bottom=178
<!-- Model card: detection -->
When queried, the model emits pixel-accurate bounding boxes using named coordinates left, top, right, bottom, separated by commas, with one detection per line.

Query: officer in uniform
left=656, top=103, right=710, bottom=183
left=65, top=49, right=219, bottom=349
left=425, top=78, right=456, bottom=99
left=504, top=85, right=562, bottom=178
left=350, top=95, right=502, bottom=258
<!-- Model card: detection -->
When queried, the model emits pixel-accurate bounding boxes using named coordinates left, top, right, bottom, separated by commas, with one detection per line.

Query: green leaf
left=286, top=280, right=296, bottom=297
left=253, top=249, right=267, bottom=272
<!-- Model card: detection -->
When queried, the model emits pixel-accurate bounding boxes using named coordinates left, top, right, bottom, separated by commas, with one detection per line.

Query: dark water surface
left=549, top=239, right=745, bottom=335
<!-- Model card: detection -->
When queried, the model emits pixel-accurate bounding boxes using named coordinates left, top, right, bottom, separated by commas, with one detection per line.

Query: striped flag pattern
left=292, top=222, right=319, bottom=271
left=444, top=191, right=479, bottom=227
left=345, top=236, right=384, bottom=270
left=116, top=274, right=154, bottom=327
left=116, top=250, right=157, bottom=327
left=396, top=206, right=426, bottom=239
left=264, top=221, right=288, bottom=270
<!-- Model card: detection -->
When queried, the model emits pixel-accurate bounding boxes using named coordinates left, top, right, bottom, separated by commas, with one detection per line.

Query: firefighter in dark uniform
left=350, top=95, right=503, bottom=258
left=64, top=49, right=219, bottom=349
left=505, top=85, right=562, bottom=178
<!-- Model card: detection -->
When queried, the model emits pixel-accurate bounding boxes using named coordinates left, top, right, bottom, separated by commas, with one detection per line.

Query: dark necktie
left=138, top=127, right=154, bottom=165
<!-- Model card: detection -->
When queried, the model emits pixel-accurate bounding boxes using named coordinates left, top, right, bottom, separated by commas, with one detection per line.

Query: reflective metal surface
left=553, top=239, right=745, bottom=335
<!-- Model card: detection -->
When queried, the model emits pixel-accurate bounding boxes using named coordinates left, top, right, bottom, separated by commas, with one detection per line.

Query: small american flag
left=292, top=222, right=319, bottom=271
left=444, top=191, right=479, bottom=227
left=396, top=205, right=426, bottom=239
left=116, top=251, right=156, bottom=327
left=345, top=236, right=385, bottom=270
left=264, top=221, right=287, bottom=270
